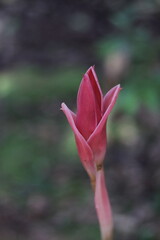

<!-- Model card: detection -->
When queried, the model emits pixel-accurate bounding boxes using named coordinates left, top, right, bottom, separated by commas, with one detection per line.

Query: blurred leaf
left=110, top=6, right=135, bottom=30
left=96, top=37, right=129, bottom=58
left=0, top=66, right=83, bottom=104
left=138, top=227, right=156, bottom=240
left=95, top=29, right=160, bottom=113
left=0, top=129, right=53, bottom=198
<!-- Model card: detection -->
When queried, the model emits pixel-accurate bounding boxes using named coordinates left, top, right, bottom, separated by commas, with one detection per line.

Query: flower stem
left=93, top=167, right=113, bottom=240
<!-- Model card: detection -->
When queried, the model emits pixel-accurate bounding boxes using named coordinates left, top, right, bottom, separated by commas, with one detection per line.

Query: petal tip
left=61, top=102, right=68, bottom=112
left=86, top=65, right=95, bottom=75
left=116, top=84, right=121, bottom=88
left=115, top=84, right=122, bottom=92
left=61, top=102, right=65, bottom=109
left=91, top=65, right=95, bottom=71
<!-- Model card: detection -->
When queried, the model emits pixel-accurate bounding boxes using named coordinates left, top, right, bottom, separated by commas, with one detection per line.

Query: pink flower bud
left=61, top=66, right=121, bottom=173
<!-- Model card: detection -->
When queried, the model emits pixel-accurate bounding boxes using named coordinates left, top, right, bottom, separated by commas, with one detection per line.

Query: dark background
left=0, top=0, right=160, bottom=239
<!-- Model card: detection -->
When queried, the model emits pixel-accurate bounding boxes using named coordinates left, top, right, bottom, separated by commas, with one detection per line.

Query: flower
left=61, top=66, right=121, bottom=179
left=61, top=66, right=121, bottom=240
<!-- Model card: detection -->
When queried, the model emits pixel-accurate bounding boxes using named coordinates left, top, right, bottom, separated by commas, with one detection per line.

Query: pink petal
left=76, top=73, right=97, bottom=140
left=103, top=84, right=122, bottom=114
left=88, top=85, right=121, bottom=164
left=95, top=168, right=113, bottom=240
left=87, top=66, right=103, bottom=123
left=61, top=103, right=95, bottom=178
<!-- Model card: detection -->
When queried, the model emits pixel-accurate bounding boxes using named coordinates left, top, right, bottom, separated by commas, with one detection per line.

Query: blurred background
left=0, top=0, right=160, bottom=240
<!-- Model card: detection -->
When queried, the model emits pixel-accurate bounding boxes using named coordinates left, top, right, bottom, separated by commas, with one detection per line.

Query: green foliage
left=0, top=66, right=83, bottom=104
left=96, top=29, right=160, bottom=114
left=0, top=128, right=53, bottom=200
left=138, top=227, right=156, bottom=240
